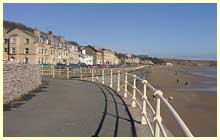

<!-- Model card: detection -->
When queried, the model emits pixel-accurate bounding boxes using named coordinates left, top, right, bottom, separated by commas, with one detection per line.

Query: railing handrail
left=44, top=65, right=193, bottom=137
left=126, top=73, right=193, bottom=137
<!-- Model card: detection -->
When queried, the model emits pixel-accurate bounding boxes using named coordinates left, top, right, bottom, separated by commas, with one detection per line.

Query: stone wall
left=3, top=63, right=42, bottom=104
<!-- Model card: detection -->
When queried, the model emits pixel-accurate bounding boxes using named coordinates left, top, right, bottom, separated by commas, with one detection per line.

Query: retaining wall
left=3, top=63, right=42, bottom=104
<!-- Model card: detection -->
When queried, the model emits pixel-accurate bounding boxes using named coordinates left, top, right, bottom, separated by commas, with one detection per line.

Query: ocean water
left=190, top=67, right=217, bottom=79
left=177, top=66, right=217, bottom=93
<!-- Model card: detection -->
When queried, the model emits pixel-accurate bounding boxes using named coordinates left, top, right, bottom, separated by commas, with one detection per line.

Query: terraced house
left=83, top=45, right=102, bottom=64
left=3, top=28, right=79, bottom=65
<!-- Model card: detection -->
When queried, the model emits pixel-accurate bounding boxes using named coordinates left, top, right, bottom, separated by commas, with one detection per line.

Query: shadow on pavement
left=92, top=83, right=137, bottom=137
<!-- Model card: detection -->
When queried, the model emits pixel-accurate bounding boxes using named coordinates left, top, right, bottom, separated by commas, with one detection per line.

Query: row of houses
left=3, top=27, right=147, bottom=65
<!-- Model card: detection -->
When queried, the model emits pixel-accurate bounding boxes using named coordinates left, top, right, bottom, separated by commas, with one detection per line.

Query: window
left=24, top=48, right=29, bottom=54
left=10, top=48, right=16, bottom=54
left=59, top=43, right=62, bottom=47
left=10, top=37, right=16, bottom=44
left=10, top=57, right=15, bottom=62
left=42, top=48, right=44, bottom=54
left=38, top=48, right=40, bottom=53
left=24, top=57, right=28, bottom=64
left=39, top=38, right=43, bottom=43
left=25, top=38, right=29, bottom=44
left=38, top=58, right=41, bottom=64
left=4, top=48, right=8, bottom=52
left=45, top=39, right=48, bottom=44
left=4, top=39, right=8, bottom=44
left=45, top=49, right=47, bottom=54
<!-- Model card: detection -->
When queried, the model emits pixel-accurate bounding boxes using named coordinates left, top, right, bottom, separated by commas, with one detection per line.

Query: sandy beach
left=144, top=65, right=217, bottom=136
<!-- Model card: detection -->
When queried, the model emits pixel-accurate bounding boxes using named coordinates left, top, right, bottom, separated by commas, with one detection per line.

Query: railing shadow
left=102, top=85, right=137, bottom=137
left=92, top=84, right=108, bottom=137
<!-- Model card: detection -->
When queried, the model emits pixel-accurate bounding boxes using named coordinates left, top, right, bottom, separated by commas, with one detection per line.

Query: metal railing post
left=141, top=80, right=148, bottom=125
left=102, top=69, right=105, bottom=84
left=110, top=69, right=113, bottom=88
left=59, top=66, right=61, bottom=75
left=154, top=90, right=163, bottom=137
left=73, top=69, right=75, bottom=75
left=80, top=69, right=82, bottom=80
left=117, top=70, right=120, bottom=92
left=52, top=65, right=55, bottom=78
left=41, top=64, right=44, bottom=75
left=66, top=66, right=69, bottom=79
left=132, top=75, right=137, bottom=107
left=50, top=65, right=53, bottom=75
left=124, top=72, right=128, bottom=97
left=91, top=68, right=94, bottom=82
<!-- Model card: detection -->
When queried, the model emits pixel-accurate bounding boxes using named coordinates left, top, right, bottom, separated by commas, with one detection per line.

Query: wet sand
left=145, top=65, right=217, bottom=137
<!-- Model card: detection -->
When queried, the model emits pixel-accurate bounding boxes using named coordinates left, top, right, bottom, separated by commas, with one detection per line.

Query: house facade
left=3, top=28, right=39, bottom=64
left=78, top=49, right=93, bottom=65
left=3, top=28, right=79, bottom=65
left=102, top=49, right=114, bottom=65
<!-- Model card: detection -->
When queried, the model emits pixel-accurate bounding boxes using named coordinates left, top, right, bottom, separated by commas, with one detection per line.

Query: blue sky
left=4, top=3, right=217, bottom=60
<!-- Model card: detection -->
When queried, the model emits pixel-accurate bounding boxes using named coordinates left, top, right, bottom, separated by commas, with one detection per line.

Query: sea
left=177, top=66, right=217, bottom=93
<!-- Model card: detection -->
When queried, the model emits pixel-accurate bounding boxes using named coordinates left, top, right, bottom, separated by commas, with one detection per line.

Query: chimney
left=48, top=31, right=53, bottom=40
left=33, top=28, right=40, bottom=37
left=59, top=35, right=64, bottom=43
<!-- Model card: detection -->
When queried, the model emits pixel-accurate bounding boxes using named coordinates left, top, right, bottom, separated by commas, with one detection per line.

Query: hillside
left=4, top=20, right=34, bottom=33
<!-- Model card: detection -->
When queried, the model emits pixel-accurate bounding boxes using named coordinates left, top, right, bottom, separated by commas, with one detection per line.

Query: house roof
left=84, top=45, right=98, bottom=52
left=7, top=28, right=36, bottom=38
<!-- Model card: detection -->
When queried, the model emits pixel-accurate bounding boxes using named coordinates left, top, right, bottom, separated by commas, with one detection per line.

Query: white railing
left=41, top=65, right=193, bottom=137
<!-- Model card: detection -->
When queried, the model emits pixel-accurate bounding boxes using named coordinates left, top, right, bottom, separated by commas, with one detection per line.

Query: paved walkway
left=4, top=77, right=149, bottom=137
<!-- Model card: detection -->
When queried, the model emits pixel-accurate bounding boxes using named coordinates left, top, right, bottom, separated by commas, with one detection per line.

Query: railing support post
left=66, top=66, right=69, bottom=79
left=117, top=70, right=120, bottom=92
left=59, top=66, right=61, bottom=75
left=154, top=90, right=163, bottom=137
left=73, top=69, right=75, bottom=75
left=102, top=69, right=105, bottom=84
left=52, top=65, right=55, bottom=78
left=141, top=80, right=148, bottom=125
left=41, top=64, right=43, bottom=75
left=91, top=68, right=94, bottom=82
left=50, top=65, right=53, bottom=75
left=124, top=72, right=128, bottom=97
left=110, top=69, right=113, bottom=88
left=132, top=75, right=137, bottom=107
left=80, top=69, right=82, bottom=80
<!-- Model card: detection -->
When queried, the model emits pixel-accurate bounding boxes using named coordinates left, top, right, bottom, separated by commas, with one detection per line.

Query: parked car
left=42, top=64, right=50, bottom=69
left=67, top=64, right=80, bottom=69
left=92, top=64, right=96, bottom=68
left=55, top=63, right=66, bottom=69
left=79, top=63, right=87, bottom=68
left=87, top=65, right=93, bottom=68
left=99, top=64, right=107, bottom=68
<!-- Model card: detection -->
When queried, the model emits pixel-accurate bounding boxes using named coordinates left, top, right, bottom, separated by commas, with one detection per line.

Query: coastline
left=145, top=65, right=217, bottom=136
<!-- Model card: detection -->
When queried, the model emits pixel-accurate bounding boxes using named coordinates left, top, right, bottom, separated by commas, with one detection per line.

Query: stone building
left=96, top=50, right=103, bottom=64
left=101, top=48, right=115, bottom=65
left=112, top=52, right=120, bottom=64
left=132, top=56, right=141, bottom=64
left=3, top=28, right=79, bottom=65
left=3, top=28, right=39, bottom=64
left=83, top=45, right=103, bottom=64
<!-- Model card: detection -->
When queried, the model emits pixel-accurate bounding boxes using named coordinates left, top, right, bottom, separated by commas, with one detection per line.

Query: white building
left=166, top=62, right=174, bottom=67
left=79, top=49, right=93, bottom=65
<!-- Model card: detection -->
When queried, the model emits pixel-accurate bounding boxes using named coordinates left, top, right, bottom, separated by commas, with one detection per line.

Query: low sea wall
left=3, top=63, right=42, bottom=104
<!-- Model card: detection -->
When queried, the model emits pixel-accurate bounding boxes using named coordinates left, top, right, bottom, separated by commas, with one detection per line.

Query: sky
left=3, top=3, right=217, bottom=60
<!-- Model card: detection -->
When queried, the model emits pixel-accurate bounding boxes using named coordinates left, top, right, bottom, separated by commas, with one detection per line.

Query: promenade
left=4, top=66, right=194, bottom=137
left=4, top=77, right=150, bottom=137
